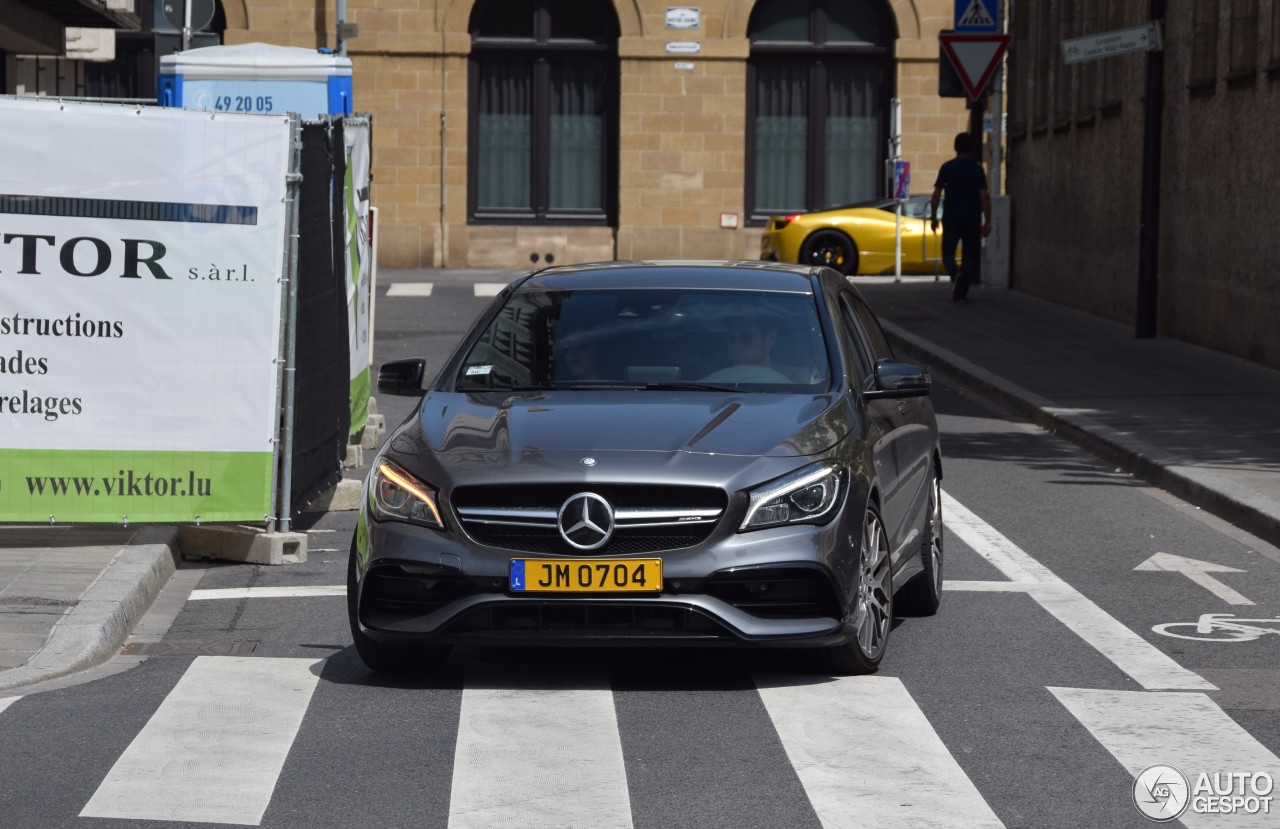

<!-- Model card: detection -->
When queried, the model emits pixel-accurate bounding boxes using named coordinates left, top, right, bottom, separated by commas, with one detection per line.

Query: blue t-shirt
left=934, top=157, right=988, bottom=223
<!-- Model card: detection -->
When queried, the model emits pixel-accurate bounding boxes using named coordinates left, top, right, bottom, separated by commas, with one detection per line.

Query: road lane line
left=755, top=674, right=1004, bottom=829
left=0, top=696, right=21, bottom=715
left=188, top=586, right=344, bottom=600
left=474, top=283, right=505, bottom=297
left=1051, top=687, right=1280, bottom=829
left=449, top=663, right=632, bottom=829
left=943, top=491, right=1215, bottom=692
left=80, top=656, right=322, bottom=826
left=943, top=580, right=1039, bottom=591
left=387, top=283, right=433, bottom=297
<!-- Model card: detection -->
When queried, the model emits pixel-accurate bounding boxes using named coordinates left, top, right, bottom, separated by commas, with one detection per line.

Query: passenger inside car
left=703, top=312, right=825, bottom=385
left=557, top=331, right=608, bottom=382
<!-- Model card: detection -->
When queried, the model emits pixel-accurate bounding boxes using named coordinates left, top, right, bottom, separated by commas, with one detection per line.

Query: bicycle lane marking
left=941, top=489, right=1216, bottom=691
left=1154, top=615, right=1280, bottom=642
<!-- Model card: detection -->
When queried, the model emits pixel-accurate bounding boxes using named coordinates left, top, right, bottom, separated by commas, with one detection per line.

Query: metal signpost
left=893, top=160, right=910, bottom=282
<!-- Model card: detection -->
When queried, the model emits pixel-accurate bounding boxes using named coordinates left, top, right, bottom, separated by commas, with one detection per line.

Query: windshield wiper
left=457, top=383, right=557, bottom=392
left=641, top=382, right=744, bottom=392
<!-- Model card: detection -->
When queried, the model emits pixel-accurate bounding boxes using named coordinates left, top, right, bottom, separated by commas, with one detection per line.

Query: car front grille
left=452, top=483, right=726, bottom=554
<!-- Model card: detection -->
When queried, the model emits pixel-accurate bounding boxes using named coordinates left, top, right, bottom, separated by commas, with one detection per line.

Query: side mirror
left=863, top=359, right=930, bottom=400
left=377, top=358, right=427, bottom=396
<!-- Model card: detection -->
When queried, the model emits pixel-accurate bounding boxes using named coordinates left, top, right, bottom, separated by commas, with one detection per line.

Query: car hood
left=390, top=390, right=849, bottom=470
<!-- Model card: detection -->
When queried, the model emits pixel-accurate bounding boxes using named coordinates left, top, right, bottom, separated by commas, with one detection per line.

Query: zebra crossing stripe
left=755, top=674, right=1004, bottom=829
left=942, top=491, right=1216, bottom=692
left=188, top=586, right=344, bottom=600
left=385, top=283, right=503, bottom=297
left=79, top=656, right=322, bottom=826
left=386, top=283, right=433, bottom=297
left=449, top=663, right=633, bottom=829
left=0, top=696, right=21, bottom=715
left=1051, top=688, right=1280, bottom=829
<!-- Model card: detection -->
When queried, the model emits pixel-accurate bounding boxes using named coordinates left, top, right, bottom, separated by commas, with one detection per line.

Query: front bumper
left=354, top=515, right=856, bottom=648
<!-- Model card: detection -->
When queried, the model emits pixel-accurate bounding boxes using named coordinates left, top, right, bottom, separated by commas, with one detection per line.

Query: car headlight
left=368, top=460, right=444, bottom=529
left=740, top=460, right=843, bottom=531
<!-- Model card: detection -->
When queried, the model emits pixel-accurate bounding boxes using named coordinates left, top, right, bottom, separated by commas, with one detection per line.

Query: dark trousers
left=942, top=217, right=981, bottom=300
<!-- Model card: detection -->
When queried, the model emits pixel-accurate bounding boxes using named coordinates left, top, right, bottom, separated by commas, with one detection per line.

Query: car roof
left=519, top=260, right=821, bottom=292
left=786, top=195, right=929, bottom=218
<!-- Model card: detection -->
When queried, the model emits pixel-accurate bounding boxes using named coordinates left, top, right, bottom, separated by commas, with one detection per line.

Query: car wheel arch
left=800, top=228, right=858, bottom=275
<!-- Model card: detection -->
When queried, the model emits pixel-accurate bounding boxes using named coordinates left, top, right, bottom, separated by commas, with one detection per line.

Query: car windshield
left=454, top=287, right=832, bottom=392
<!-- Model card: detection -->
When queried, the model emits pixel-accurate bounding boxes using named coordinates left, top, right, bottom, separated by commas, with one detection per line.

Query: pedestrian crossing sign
left=955, top=0, right=999, bottom=32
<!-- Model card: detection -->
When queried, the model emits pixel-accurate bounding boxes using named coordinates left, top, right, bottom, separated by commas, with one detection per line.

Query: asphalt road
left=0, top=271, right=1277, bottom=829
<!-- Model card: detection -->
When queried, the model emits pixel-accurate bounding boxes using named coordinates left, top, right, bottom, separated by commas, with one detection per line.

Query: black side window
left=850, top=295, right=893, bottom=359
left=838, top=295, right=874, bottom=385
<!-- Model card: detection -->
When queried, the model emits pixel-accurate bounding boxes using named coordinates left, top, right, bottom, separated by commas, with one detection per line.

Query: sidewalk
left=860, top=280, right=1280, bottom=547
left=2, top=276, right=1279, bottom=694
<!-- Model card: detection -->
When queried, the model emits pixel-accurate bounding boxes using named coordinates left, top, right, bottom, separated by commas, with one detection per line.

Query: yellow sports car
left=760, top=196, right=959, bottom=276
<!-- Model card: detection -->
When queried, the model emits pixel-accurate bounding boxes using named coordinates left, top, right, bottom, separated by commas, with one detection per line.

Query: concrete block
left=343, top=444, right=364, bottom=469
left=301, top=478, right=364, bottom=513
left=177, top=525, right=307, bottom=566
left=360, top=413, right=387, bottom=449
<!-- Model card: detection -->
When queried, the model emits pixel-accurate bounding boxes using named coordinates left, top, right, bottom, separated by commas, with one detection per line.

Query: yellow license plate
left=509, top=559, right=662, bottom=592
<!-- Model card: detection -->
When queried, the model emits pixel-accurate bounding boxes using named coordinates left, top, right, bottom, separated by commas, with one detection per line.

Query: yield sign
left=939, top=33, right=1010, bottom=99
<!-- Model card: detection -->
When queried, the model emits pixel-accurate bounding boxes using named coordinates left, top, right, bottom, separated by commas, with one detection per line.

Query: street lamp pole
left=1136, top=0, right=1166, bottom=338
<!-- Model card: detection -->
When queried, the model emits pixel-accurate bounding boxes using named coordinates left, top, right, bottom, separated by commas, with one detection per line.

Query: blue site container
left=158, top=42, right=353, bottom=118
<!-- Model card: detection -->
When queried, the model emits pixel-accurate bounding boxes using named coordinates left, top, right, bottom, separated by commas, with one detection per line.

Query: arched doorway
left=745, top=0, right=896, bottom=220
left=467, top=0, right=620, bottom=226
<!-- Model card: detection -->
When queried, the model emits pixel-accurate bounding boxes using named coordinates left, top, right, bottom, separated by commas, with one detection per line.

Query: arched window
left=468, top=0, right=619, bottom=225
left=746, top=0, right=895, bottom=220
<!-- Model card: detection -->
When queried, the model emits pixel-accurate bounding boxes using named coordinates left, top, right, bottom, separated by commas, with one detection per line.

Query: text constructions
left=1, top=309, right=126, bottom=421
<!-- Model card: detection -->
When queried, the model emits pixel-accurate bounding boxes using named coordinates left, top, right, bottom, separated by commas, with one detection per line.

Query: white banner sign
left=343, top=118, right=373, bottom=434
left=0, top=98, right=292, bottom=521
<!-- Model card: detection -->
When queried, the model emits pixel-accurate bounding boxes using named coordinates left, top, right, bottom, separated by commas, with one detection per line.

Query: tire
left=815, top=504, right=894, bottom=675
left=897, top=464, right=943, bottom=616
left=800, top=230, right=858, bottom=276
left=347, top=539, right=452, bottom=674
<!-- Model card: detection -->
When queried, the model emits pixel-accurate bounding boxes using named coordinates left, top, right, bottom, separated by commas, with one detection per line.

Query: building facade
left=208, top=0, right=971, bottom=270
left=1007, top=0, right=1280, bottom=369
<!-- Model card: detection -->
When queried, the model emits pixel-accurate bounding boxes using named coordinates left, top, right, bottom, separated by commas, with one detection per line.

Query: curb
left=881, top=320, right=1280, bottom=548
left=0, top=526, right=179, bottom=693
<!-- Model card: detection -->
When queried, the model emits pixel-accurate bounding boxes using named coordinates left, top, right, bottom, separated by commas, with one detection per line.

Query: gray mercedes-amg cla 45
left=348, top=261, right=943, bottom=675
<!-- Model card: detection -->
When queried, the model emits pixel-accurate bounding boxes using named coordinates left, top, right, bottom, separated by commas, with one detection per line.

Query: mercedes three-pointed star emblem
left=558, top=492, right=615, bottom=550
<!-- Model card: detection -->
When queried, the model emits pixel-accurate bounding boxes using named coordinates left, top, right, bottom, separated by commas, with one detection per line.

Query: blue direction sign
left=893, top=161, right=911, bottom=199
left=955, top=0, right=999, bottom=33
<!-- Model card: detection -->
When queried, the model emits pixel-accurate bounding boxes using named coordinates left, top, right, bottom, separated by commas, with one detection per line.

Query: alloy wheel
left=853, top=509, right=893, bottom=659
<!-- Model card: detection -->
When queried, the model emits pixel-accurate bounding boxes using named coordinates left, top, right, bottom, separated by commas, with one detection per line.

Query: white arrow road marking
left=81, top=656, right=322, bottom=826
left=756, top=674, right=1004, bottom=828
left=449, top=663, right=632, bottom=829
left=943, top=491, right=1216, bottom=691
left=1134, top=552, right=1254, bottom=606
left=1051, top=688, right=1280, bottom=829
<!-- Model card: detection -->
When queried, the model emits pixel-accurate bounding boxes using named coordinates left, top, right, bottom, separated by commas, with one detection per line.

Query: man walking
left=930, top=132, right=990, bottom=303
